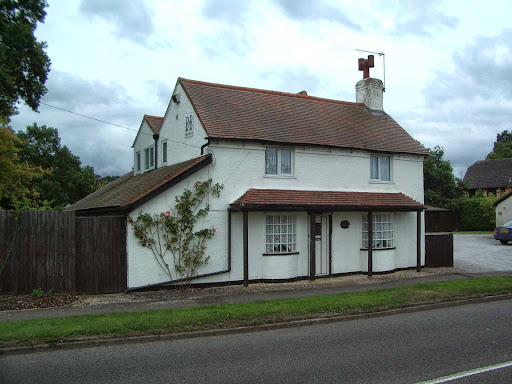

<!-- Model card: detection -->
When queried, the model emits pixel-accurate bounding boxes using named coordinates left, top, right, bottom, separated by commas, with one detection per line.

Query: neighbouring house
left=494, top=190, right=512, bottom=227
left=69, top=64, right=428, bottom=290
left=463, top=158, right=512, bottom=197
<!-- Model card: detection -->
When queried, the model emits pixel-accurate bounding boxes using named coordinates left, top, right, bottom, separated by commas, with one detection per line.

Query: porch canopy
left=230, top=189, right=424, bottom=212
left=230, top=189, right=425, bottom=286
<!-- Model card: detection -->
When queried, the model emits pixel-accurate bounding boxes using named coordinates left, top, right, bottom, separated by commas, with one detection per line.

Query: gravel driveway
left=454, top=234, right=512, bottom=273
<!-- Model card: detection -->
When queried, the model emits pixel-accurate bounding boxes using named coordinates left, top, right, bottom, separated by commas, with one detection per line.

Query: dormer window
left=265, top=148, right=293, bottom=176
left=185, top=113, right=194, bottom=138
left=144, top=145, right=154, bottom=171
left=162, top=141, right=168, bottom=164
left=136, top=152, right=141, bottom=172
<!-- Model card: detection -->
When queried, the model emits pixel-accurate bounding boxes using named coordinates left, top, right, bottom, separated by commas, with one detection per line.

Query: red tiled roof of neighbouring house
left=67, top=155, right=211, bottom=213
left=144, top=115, right=164, bottom=135
left=179, top=78, right=428, bottom=156
left=230, top=189, right=424, bottom=211
left=463, top=158, right=512, bottom=189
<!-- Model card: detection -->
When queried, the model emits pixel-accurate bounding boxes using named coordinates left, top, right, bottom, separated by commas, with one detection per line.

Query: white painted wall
left=496, top=197, right=512, bottom=227
left=159, top=82, right=209, bottom=166
left=127, top=140, right=425, bottom=288
left=132, top=120, right=156, bottom=175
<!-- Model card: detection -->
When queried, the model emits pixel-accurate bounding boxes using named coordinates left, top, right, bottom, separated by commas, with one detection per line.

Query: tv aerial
left=356, top=49, right=386, bottom=92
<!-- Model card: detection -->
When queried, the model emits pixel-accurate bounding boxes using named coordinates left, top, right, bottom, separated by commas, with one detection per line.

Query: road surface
left=1, top=299, right=511, bottom=383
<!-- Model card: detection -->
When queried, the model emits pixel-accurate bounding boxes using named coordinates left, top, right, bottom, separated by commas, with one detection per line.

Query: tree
left=423, top=146, right=465, bottom=207
left=0, top=0, right=51, bottom=119
left=0, top=124, right=44, bottom=209
left=486, top=130, right=512, bottom=159
left=16, top=123, right=98, bottom=208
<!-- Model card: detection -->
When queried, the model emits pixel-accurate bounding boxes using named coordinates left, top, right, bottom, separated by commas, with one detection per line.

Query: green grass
left=2, top=276, right=512, bottom=347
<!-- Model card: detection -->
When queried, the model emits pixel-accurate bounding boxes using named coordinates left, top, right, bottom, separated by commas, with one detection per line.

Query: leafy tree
left=486, top=130, right=512, bottom=159
left=0, top=124, right=45, bottom=209
left=423, top=146, right=465, bottom=207
left=0, top=0, right=51, bottom=119
left=16, top=123, right=98, bottom=208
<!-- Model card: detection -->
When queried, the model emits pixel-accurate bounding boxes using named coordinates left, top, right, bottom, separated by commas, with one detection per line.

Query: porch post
left=416, top=210, right=422, bottom=272
left=309, top=212, right=316, bottom=280
left=243, top=210, right=249, bottom=287
left=368, top=210, right=373, bottom=277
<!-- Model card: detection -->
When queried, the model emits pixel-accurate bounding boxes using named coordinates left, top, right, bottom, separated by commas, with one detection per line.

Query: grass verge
left=2, top=276, right=512, bottom=347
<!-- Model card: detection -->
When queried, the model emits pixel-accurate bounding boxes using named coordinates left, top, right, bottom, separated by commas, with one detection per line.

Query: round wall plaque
left=340, top=220, right=350, bottom=229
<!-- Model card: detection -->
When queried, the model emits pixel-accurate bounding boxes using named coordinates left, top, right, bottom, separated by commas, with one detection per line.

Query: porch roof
left=230, top=189, right=424, bottom=212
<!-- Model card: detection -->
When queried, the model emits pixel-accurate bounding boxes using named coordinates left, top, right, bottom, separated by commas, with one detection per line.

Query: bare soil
left=0, top=294, right=81, bottom=311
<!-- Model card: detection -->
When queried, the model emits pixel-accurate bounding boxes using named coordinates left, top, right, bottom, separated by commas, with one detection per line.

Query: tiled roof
left=230, top=189, right=424, bottom=211
left=68, top=155, right=211, bottom=213
left=145, top=115, right=164, bottom=135
left=179, top=78, right=428, bottom=156
left=463, top=158, right=512, bottom=189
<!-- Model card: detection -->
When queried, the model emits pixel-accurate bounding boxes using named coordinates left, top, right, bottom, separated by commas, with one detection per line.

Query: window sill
left=360, top=247, right=396, bottom=251
left=263, top=252, right=300, bottom=256
left=264, top=174, right=295, bottom=179
left=369, top=180, right=392, bottom=184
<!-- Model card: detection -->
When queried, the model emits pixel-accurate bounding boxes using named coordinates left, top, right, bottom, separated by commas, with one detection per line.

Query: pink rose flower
left=193, top=183, right=197, bottom=188
left=212, top=225, right=217, bottom=233
left=164, top=211, right=170, bottom=217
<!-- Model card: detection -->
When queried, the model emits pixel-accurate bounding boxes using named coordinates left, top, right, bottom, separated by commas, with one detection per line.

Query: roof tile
left=179, top=78, right=428, bottom=156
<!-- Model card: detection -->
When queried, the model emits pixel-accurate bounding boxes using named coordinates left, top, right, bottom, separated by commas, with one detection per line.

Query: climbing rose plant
left=128, top=179, right=223, bottom=286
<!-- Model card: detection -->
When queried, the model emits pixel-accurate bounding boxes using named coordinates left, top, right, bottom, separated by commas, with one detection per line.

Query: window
left=370, top=156, right=391, bottom=182
left=265, top=215, right=297, bottom=254
left=162, top=141, right=168, bottom=164
left=265, top=148, right=293, bottom=176
left=144, top=146, right=154, bottom=171
left=362, top=214, right=394, bottom=249
left=185, top=113, right=194, bottom=138
left=136, top=152, right=141, bottom=172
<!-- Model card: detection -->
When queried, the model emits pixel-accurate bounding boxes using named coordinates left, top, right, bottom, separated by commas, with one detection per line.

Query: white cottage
left=70, top=75, right=428, bottom=289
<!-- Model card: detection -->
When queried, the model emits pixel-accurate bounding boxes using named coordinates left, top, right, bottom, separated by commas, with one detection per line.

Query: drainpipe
left=201, top=137, right=211, bottom=155
left=153, top=134, right=159, bottom=169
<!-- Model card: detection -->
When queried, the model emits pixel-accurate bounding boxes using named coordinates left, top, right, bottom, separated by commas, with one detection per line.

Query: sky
left=9, top=0, right=512, bottom=178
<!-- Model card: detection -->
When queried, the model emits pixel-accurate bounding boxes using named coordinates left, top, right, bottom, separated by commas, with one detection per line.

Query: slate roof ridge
left=178, top=77, right=365, bottom=108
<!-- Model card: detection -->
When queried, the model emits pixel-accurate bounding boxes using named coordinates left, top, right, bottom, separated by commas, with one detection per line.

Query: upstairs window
left=362, top=214, right=394, bottom=249
left=370, top=156, right=391, bottom=182
left=136, top=152, right=141, bottom=172
left=162, top=141, right=168, bottom=164
left=265, top=148, right=293, bottom=176
left=185, top=113, right=194, bottom=138
left=144, top=146, right=154, bottom=171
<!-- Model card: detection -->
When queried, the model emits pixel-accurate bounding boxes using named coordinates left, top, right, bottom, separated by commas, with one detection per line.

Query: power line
left=39, top=102, right=202, bottom=149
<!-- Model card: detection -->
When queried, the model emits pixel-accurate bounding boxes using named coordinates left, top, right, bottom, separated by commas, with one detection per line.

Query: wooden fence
left=0, top=211, right=126, bottom=294
left=425, top=233, right=454, bottom=268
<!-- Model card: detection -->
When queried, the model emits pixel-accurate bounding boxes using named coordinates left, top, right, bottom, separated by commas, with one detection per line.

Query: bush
left=450, top=194, right=496, bottom=231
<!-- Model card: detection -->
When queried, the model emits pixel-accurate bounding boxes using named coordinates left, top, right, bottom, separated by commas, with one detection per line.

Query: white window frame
left=362, top=213, right=394, bottom=249
left=265, top=147, right=294, bottom=176
left=161, top=141, right=168, bottom=165
left=136, top=152, right=141, bottom=172
left=265, top=215, right=297, bottom=254
left=370, top=155, right=391, bottom=182
left=144, top=145, right=154, bottom=171
left=185, top=113, right=194, bottom=138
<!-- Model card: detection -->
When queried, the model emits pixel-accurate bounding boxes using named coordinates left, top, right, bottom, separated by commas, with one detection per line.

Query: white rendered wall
left=132, top=121, right=156, bottom=175
left=158, top=82, right=209, bottom=166
left=127, top=140, right=425, bottom=288
left=496, top=198, right=511, bottom=227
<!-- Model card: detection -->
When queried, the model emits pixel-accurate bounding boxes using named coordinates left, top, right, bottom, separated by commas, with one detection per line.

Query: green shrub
left=450, top=194, right=496, bottom=231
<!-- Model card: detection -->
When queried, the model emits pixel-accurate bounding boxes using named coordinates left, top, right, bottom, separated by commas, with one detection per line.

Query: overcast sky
left=9, top=0, right=512, bottom=178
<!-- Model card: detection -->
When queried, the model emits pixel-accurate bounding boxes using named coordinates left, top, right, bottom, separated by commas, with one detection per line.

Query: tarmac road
left=1, top=299, right=511, bottom=384
left=454, top=234, right=512, bottom=273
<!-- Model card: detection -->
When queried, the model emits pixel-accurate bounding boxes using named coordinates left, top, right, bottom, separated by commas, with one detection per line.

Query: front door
left=314, top=215, right=329, bottom=276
